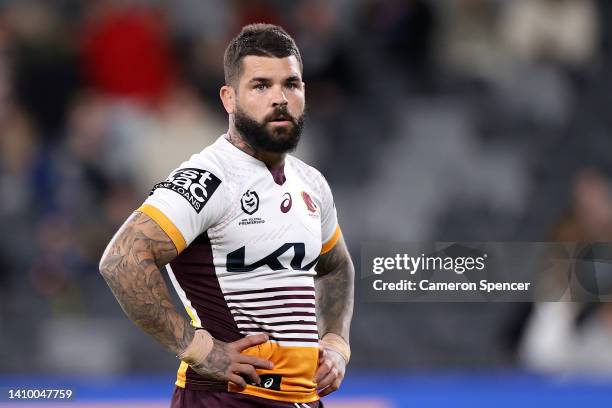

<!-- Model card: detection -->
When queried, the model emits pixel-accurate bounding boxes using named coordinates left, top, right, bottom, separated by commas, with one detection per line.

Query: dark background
left=2, top=0, right=612, bottom=405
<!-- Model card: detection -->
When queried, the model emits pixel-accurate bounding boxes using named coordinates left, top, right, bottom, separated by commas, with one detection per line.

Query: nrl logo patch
left=241, top=190, right=259, bottom=215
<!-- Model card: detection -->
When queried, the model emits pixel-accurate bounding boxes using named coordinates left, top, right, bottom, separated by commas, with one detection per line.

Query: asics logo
left=280, top=192, right=292, bottom=213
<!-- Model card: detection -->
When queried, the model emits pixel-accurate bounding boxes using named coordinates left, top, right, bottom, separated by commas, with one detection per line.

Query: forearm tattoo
left=315, top=236, right=354, bottom=342
left=99, top=211, right=194, bottom=355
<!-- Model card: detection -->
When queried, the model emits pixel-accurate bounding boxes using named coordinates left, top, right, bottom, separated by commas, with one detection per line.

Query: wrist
left=177, top=329, right=214, bottom=367
left=320, top=333, right=350, bottom=364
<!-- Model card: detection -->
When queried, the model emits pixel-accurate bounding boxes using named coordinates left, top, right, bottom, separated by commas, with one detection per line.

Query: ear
left=220, top=85, right=236, bottom=114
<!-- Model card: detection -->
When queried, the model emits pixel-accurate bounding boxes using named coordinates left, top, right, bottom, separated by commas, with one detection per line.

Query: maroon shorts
left=170, top=387, right=324, bottom=408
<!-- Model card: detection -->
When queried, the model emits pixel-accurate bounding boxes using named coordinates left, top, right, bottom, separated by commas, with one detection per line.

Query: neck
left=226, top=127, right=286, bottom=168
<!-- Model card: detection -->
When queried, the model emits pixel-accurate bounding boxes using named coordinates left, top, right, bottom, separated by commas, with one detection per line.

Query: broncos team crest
left=301, top=191, right=318, bottom=213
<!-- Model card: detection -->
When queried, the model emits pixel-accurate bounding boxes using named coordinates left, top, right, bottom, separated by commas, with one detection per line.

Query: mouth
left=267, top=119, right=293, bottom=126
left=267, top=114, right=294, bottom=125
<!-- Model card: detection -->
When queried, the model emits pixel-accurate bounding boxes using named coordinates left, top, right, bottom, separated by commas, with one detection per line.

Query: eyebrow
left=249, top=75, right=302, bottom=84
left=285, top=75, right=301, bottom=82
left=250, top=77, right=272, bottom=84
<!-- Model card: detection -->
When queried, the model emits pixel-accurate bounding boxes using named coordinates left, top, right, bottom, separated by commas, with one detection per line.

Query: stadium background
left=2, top=0, right=612, bottom=406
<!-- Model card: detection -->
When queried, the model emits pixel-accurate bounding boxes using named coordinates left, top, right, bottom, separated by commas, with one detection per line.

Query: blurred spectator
left=358, top=0, right=436, bottom=90
left=521, top=168, right=612, bottom=374
left=501, top=0, right=599, bottom=66
left=7, top=1, right=81, bottom=137
left=438, top=0, right=511, bottom=81
left=553, top=169, right=612, bottom=241
left=81, top=6, right=176, bottom=105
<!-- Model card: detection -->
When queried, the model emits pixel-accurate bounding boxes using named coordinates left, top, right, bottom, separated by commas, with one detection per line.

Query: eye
left=254, top=83, right=267, bottom=90
left=286, top=82, right=298, bottom=89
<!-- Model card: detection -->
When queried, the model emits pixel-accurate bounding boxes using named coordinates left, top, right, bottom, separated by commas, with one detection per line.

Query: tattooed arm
left=315, top=234, right=354, bottom=342
left=99, top=211, right=190, bottom=354
left=99, top=211, right=271, bottom=387
left=314, top=234, right=354, bottom=396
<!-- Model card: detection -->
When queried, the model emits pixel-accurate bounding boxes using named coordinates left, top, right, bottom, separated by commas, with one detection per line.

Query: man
left=99, top=24, right=354, bottom=407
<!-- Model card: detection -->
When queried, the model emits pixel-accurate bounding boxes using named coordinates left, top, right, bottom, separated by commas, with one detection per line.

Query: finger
left=317, top=347, right=326, bottom=367
left=316, top=367, right=337, bottom=391
left=318, top=379, right=340, bottom=397
left=238, top=354, right=274, bottom=370
left=232, top=334, right=269, bottom=351
left=236, top=363, right=261, bottom=385
left=228, top=373, right=247, bottom=389
left=314, top=358, right=332, bottom=383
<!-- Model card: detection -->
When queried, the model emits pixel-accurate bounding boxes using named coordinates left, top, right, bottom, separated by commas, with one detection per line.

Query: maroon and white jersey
left=138, top=135, right=341, bottom=404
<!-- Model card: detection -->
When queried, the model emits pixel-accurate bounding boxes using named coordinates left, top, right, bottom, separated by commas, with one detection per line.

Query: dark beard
left=234, top=105, right=304, bottom=153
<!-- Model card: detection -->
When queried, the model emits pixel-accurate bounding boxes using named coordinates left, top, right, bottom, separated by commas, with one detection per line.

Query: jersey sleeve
left=319, top=175, right=341, bottom=255
left=137, top=160, right=225, bottom=254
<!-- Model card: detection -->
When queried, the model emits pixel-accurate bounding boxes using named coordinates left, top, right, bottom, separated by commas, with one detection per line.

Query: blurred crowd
left=2, top=0, right=612, bottom=376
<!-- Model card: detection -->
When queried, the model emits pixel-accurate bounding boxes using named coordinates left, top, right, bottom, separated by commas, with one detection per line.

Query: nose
left=271, top=85, right=288, bottom=107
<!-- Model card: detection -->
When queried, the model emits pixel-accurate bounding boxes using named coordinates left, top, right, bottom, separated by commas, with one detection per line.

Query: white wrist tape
left=177, top=329, right=214, bottom=366
left=320, top=333, right=350, bottom=364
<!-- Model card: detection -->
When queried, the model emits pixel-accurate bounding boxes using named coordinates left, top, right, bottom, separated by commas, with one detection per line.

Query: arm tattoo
left=99, top=211, right=194, bottom=355
left=315, top=235, right=354, bottom=342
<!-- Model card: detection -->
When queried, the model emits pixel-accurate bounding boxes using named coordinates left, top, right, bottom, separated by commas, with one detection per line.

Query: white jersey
left=138, top=135, right=340, bottom=403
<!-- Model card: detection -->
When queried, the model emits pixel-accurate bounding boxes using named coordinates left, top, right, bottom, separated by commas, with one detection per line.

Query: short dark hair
left=224, top=23, right=303, bottom=86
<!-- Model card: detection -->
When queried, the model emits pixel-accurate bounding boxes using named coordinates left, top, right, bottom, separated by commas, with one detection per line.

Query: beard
left=234, top=104, right=305, bottom=154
